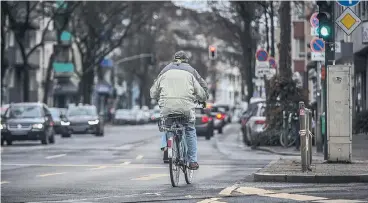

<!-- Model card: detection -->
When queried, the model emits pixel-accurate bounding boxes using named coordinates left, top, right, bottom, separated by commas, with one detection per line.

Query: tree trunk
left=264, top=8, right=270, bottom=53
left=1, top=4, right=6, bottom=86
left=270, top=1, right=275, bottom=57
left=43, top=53, right=55, bottom=104
left=278, top=1, right=292, bottom=80
left=23, top=66, right=30, bottom=102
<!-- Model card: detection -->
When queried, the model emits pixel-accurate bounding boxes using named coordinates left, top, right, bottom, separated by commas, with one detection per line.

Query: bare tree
left=3, top=1, right=69, bottom=102
left=210, top=1, right=262, bottom=102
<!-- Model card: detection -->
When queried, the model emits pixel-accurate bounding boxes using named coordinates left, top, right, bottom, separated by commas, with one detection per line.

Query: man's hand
left=199, top=101, right=206, bottom=108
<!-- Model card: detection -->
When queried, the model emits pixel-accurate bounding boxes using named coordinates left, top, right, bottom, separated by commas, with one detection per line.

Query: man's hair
left=173, top=50, right=189, bottom=63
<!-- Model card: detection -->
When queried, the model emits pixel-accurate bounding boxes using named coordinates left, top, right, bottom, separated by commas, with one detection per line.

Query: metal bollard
left=299, top=102, right=308, bottom=172
left=308, top=109, right=313, bottom=165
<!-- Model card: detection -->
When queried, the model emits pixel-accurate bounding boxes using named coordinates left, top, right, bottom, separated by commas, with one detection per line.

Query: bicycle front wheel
left=169, top=136, right=180, bottom=187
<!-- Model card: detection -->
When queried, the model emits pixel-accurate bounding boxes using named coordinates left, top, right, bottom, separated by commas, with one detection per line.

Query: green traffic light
left=318, top=25, right=331, bottom=38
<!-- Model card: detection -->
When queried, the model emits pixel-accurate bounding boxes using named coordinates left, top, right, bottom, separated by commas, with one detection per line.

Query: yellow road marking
left=1, top=181, right=9, bottom=184
left=313, top=200, right=366, bottom=203
left=90, top=166, right=107, bottom=170
left=219, top=185, right=237, bottom=196
left=236, top=187, right=274, bottom=195
left=37, top=172, right=66, bottom=177
left=136, top=155, right=144, bottom=160
left=131, top=174, right=168, bottom=181
left=260, top=193, right=327, bottom=201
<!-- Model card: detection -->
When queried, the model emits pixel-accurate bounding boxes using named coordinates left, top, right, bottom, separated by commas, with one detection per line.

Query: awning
left=53, top=79, right=78, bottom=95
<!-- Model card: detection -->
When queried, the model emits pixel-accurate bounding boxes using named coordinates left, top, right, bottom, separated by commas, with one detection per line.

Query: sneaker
left=188, top=162, right=199, bottom=170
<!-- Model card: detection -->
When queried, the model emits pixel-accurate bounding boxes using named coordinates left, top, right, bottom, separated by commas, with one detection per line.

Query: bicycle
left=158, top=102, right=205, bottom=187
left=280, top=110, right=298, bottom=147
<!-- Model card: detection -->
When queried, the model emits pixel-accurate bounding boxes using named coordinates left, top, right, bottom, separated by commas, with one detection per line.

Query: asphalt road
left=1, top=123, right=367, bottom=203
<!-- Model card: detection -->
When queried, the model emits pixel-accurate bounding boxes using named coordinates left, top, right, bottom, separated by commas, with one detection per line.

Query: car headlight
left=0, top=124, right=6, bottom=130
left=88, top=120, right=99, bottom=125
left=60, top=121, right=70, bottom=126
left=32, top=124, right=43, bottom=129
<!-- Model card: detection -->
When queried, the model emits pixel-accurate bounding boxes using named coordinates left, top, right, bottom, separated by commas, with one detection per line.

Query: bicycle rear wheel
left=169, top=136, right=180, bottom=187
left=184, top=165, right=194, bottom=184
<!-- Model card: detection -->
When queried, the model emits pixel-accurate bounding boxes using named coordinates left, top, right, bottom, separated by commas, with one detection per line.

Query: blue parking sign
left=337, top=0, right=360, bottom=7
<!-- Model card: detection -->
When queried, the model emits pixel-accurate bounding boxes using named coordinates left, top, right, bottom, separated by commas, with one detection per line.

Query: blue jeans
left=161, top=125, right=198, bottom=163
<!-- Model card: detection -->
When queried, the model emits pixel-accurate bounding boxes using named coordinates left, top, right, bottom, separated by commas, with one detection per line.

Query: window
left=298, top=39, right=305, bottom=53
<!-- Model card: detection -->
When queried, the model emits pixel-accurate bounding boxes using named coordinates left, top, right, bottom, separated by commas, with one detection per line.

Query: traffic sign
left=268, top=57, right=277, bottom=69
left=310, top=12, right=319, bottom=27
left=310, top=27, right=318, bottom=36
left=336, top=8, right=361, bottom=36
left=310, top=38, right=325, bottom=52
left=255, top=67, right=271, bottom=77
left=311, top=52, right=325, bottom=61
left=255, top=49, right=268, bottom=62
left=337, top=0, right=360, bottom=7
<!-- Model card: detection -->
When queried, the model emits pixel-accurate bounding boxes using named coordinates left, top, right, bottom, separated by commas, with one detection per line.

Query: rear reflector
left=167, top=138, right=172, bottom=148
left=255, top=120, right=266, bottom=125
left=202, top=116, right=209, bottom=123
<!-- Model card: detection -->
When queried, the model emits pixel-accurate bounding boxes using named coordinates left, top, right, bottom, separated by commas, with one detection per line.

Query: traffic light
left=208, top=45, right=217, bottom=60
left=316, top=1, right=334, bottom=42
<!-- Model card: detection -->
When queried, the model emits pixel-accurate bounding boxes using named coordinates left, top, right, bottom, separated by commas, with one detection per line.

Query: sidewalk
left=253, top=158, right=368, bottom=183
left=255, top=133, right=368, bottom=160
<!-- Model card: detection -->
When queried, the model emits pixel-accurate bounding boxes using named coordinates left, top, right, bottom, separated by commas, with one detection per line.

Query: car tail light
left=255, top=120, right=266, bottom=125
left=202, top=116, right=209, bottom=123
left=216, top=113, right=224, bottom=120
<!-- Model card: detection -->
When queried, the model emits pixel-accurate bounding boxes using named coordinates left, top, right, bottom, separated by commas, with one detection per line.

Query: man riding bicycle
left=150, top=51, right=209, bottom=170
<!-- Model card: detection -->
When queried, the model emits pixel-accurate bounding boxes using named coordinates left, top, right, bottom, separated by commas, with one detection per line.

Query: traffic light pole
left=322, top=6, right=335, bottom=160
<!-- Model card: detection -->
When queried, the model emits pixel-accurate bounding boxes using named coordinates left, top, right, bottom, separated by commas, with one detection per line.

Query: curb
left=253, top=172, right=368, bottom=183
left=255, top=146, right=300, bottom=156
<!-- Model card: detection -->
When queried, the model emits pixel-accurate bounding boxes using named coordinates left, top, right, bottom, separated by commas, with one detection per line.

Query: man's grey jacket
left=150, top=62, right=209, bottom=121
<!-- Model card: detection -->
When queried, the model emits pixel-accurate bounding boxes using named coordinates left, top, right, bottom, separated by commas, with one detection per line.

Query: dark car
left=194, top=108, right=214, bottom=140
left=49, top=108, right=71, bottom=137
left=1, top=103, right=55, bottom=145
left=214, top=104, right=232, bottom=123
left=66, top=105, right=104, bottom=136
left=209, top=106, right=226, bottom=134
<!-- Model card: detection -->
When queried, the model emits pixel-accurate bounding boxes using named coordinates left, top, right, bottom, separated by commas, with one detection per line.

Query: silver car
left=243, top=102, right=266, bottom=146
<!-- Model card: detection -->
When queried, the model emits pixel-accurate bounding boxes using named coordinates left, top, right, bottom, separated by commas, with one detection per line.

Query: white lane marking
left=131, top=174, right=168, bottom=181
left=2, top=163, right=166, bottom=169
left=260, top=193, right=327, bottom=201
left=120, top=161, right=131, bottom=165
left=219, top=185, right=238, bottom=196
left=135, top=155, right=144, bottom=160
left=197, top=198, right=225, bottom=203
left=37, top=172, right=66, bottom=177
left=313, top=200, right=366, bottom=203
left=89, top=166, right=107, bottom=170
left=1, top=181, right=10, bottom=184
left=45, top=154, right=66, bottom=159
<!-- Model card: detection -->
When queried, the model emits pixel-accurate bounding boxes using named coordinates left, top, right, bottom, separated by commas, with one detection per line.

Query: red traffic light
left=209, top=46, right=216, bottom=52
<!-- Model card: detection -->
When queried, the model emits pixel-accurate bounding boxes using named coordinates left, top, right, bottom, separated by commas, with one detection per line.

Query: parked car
left=209, top=106, right=226, bottom=134
left=134, top=110, right=149, bottom=124
left=113, top=109, right=134, bottom=125
left=66, top=105, right=104, bottom=136
left=150, top=109, right=161, bottom=123
left=243, top=102, right=266, bottom=146
left=1, top=104, right=10, bottom=116
left=1, top=102, right=55, bottom=145
left=194, top=107, right=214, bottom=140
